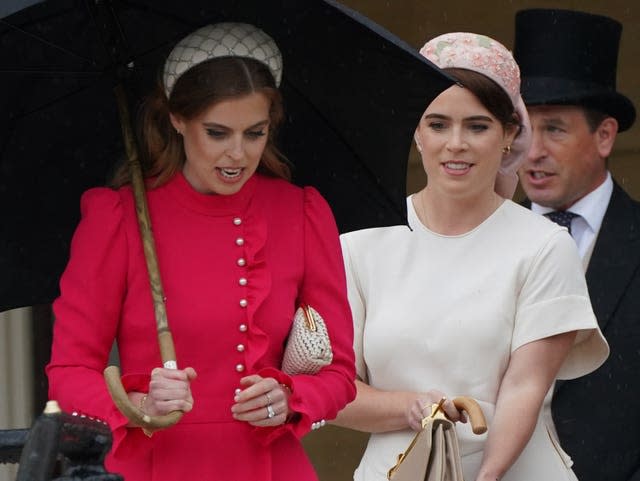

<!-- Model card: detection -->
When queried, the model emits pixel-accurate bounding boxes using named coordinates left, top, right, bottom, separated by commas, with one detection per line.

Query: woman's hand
left=407, top=389, right=467, bottom=431
left=231, top=374, right=292, bottom=427
left=141, top=366, right=197, bottom=417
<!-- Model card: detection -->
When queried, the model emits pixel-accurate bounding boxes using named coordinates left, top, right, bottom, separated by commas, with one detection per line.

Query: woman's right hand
left=407, top=389, right=467, bottom=431
left=141, top=366, right=197, bottom=417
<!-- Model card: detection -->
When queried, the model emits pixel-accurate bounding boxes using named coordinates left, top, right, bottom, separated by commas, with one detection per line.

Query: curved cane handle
left=452, top=396, right=487, bottom=434
left=104, top=366, right=183, bottom=430
left=106, top=86, right=184, bottom=432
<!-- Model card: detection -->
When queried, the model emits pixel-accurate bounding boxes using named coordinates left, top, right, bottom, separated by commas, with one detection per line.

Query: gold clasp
left=301, top=304, right=317, bottom=331
left=421, top=397, right=446, bottom=428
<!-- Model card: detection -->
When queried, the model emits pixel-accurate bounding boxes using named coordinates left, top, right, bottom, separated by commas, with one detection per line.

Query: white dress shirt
left=531, top=172, right=613, bottom=260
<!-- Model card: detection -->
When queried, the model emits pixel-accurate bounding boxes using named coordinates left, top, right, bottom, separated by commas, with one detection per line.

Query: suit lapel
left=585, top=182, right=640, bottom=332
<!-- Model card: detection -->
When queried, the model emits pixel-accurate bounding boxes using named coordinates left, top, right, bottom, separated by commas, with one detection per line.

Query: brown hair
left=582, top=107, right=610, bottom=133
left=444, top=67, right=520, bottom=134
left=111, top=57, right=290, bottom=188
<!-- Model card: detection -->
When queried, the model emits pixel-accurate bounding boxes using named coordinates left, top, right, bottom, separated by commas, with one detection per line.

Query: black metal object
left=0, top=429, right=29, bottom=465
left=0, top=401, right=122, bottom=481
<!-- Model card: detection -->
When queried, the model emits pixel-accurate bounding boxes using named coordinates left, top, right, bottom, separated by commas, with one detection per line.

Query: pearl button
left=311, top=419, right=326, bottom=430
left=235, top=363, right=245, bottom=372
left=239, top=278, right=247, bottom=286
left=233, top=217, right=242, bottom=226
left=237, top=258, right=246, bottom=267
left=235, top=388, right=242, bottom=395
left=239, top=324, right=248, bottom=332
left=236, top=344, right=245, bottom=352
left=239, top=299, right=248, bottom=308
left=235, top=238, right=244, bottom=246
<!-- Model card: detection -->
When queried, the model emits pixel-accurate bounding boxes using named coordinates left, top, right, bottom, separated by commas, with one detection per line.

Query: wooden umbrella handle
left=101, top=85, right=184, bottom=431
left=452, top=396, right=488, bottom=434
left=104, top=366, right=182, bottom=430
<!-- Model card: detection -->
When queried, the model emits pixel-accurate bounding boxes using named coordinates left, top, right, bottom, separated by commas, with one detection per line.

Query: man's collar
left=531, top=172, right=613, bottom=232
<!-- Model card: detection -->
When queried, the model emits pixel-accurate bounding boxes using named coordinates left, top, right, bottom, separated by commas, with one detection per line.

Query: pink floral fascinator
left=420, top=32, right=532, bottom=199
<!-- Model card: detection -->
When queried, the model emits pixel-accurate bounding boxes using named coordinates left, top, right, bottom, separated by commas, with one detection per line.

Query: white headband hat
left=163, top=22, right=283, bottom=97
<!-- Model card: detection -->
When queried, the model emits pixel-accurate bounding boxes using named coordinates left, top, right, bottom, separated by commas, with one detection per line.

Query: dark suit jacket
left=527, top=181, right=640, bottom=481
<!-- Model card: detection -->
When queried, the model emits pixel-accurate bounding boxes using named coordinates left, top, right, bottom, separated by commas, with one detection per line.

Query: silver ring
left=266, top=404, right=276, bottom=419
left=265, top=392, right=272, bottom=405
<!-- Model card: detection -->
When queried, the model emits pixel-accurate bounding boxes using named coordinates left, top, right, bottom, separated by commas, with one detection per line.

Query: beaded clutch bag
left=282, top=305, right=333, bottom=375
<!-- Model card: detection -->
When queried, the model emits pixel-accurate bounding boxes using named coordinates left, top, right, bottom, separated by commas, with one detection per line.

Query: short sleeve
left=513, top=231, right=609, bottom=379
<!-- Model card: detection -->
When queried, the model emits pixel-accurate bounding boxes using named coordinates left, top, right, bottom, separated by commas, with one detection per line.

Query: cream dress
left=340, top=197, right=609, bottom=481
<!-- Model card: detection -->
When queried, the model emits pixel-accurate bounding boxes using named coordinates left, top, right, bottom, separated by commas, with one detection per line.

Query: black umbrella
left=0, top=0, right=452, bottom=313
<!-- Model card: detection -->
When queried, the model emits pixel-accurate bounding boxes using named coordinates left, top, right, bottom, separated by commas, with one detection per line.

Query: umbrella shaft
left=114, top=84, right=176, bottom=366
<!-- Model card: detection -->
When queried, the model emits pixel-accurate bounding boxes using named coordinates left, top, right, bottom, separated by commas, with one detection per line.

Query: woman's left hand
left=408, top=390, right=467, bottom=431
left=231, top=374, right=292, bottom=427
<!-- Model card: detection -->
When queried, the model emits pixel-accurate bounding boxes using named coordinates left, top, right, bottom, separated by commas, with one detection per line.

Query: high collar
left=160, top=170, right=258, bottom=217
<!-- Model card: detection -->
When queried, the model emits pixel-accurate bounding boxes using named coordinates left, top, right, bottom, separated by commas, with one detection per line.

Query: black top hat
left=514, top=9, right=636, bottom=132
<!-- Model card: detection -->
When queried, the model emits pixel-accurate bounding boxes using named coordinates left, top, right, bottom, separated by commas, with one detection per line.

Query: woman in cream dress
left=334, top=33, right=608, bottom=481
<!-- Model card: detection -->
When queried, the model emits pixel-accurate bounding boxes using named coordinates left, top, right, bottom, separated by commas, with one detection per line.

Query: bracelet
left=139, top=394, right=153, bottom=438
left=280, top=383, right=292, bottom=394
left=280, top=384, right=298, bottom=423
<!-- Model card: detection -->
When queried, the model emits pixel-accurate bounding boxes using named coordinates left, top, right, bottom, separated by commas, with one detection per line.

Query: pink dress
left=47, top=172, right=356, bottom=481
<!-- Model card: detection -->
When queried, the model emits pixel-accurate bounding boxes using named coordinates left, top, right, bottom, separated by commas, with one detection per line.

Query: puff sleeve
left=46, top=187, right=138, bottom=453
left=256, top=187, right=356, bottom=442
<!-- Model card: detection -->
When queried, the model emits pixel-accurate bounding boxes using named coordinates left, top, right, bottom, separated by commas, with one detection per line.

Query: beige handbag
left=388, top=396, right=487, bottom=481
left=282, top=304, right=333, bottom=375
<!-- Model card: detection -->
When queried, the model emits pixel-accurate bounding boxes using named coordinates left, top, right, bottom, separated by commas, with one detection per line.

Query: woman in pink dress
left=47, top=22, right=356, bottom=481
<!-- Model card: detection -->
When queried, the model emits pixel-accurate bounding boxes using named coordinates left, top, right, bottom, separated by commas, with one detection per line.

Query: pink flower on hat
left=420, top=33, right=520, bottom=108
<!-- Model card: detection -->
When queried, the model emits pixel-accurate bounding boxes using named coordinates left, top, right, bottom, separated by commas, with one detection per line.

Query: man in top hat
left=514, top=8, right=640, bottom=481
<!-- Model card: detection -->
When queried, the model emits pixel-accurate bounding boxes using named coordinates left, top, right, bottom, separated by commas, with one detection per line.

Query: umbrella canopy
left=0, top=0, right=453, bottom=312
left=0, top=0, right=43, bottom=18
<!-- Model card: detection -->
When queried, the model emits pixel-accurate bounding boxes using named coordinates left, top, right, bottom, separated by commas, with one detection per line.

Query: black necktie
left=544, top=211, right=578, bottom=235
